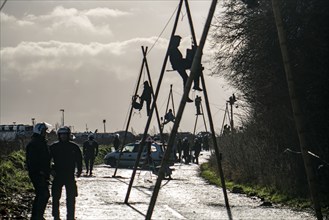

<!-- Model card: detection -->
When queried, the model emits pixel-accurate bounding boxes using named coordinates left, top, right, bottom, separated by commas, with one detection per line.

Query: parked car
left=104, top=141, right=174, bottom=168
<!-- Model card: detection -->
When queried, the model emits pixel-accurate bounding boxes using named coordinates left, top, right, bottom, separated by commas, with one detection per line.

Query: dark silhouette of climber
left=140, top=81, right=152, bottom=116
left=163, top=109, right=175, bottom=125
left=195, top=95, right=202, bottom=115
left=168, top=35, right=202, bottom=102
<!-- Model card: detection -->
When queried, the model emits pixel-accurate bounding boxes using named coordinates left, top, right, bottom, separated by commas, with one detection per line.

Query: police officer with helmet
left=50, top=126, right=82, bottom=220
left=26, top=122, right=51, bottom=220
left=82, top=134, right=99, bottom=176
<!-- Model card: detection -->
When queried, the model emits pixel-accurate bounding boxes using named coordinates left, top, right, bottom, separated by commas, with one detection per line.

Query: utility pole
left=103, top=119, right=106, bottom=133
left=60, top=109, right=65, bottom=126
left=228, top=94, right=236, bottom=131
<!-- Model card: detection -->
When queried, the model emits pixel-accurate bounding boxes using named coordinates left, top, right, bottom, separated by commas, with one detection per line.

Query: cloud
left=1, top=37, right=169, bottom=80
left=0, top=6, right=132, bottom=45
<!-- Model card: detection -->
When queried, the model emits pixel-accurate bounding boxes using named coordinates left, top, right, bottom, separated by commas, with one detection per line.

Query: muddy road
left=43, top=152, right=315, bottom=219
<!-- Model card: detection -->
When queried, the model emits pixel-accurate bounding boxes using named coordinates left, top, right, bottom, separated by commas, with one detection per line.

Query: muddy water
left=43, top=152, right=315, bottom=219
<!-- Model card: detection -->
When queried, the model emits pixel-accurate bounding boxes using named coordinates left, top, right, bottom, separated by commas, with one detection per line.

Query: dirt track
left=43, top=152, right=315, bottom=219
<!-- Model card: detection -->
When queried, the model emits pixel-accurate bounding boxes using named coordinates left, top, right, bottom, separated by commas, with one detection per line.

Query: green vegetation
left=211, top=0, right=329, bottom=213
left=0, top=150, right=33, bottom=218
left=200, top=162, right=311, bottom=209
left=94, top=145, right=113, bottom=165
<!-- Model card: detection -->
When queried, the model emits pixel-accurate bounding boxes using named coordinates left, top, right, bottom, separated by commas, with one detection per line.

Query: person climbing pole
left=140, top=81, right=152, bottom=116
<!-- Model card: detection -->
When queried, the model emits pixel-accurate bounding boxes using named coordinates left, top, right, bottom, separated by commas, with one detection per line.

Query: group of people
left=175, top=136, right=206, bottom=165
left=26, top=123, right=99, bottom=220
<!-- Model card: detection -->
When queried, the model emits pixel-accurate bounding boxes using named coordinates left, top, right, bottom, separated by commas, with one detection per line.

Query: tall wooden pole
left=124, top=0, right=185, bottom=204
left=145, top=0, right=232, bottom=219
left=272, top=0, right=322, bottom=219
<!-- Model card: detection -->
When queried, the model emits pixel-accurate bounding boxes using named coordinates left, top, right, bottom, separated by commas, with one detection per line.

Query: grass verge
left=0, top=150, right=33, bottom=218
left=200, top=162, right=312, bottom=209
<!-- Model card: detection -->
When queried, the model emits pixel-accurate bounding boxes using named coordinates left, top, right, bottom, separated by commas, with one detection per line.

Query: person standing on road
left=50, top=126, right=82, bottom=220
left=182, top=138, right=190, bottom=164
left=26, top=122, right=51, bottom=220
left=193, top=138, right=202, bottom=164
left=113, top=134, right=120, bottom=151
left=176, top=138, right=182, bottom=163
left=83, top=134, right=99, bottom=176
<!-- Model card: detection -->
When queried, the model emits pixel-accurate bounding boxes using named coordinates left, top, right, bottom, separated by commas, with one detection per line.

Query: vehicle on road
left=104, top=141, right=174, bottom=168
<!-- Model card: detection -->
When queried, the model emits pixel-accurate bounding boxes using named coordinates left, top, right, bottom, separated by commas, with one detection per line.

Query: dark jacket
left=141, top=84, right=152, bottom=102
left=83, top=140, right=99, bottom=158
left=26, top=134, right=51, bottom=179
left=50, top=141, right=82, bottom=178
left=169, top=47, right=189, bottom=71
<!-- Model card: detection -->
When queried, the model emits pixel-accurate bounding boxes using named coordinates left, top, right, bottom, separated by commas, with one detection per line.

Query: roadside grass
left=0, top=150, right=33, bottom=218
left=200, top=163, right=312, bottom=209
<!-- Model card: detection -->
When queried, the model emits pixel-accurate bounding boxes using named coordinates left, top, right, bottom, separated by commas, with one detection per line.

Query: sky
left=0, top=0, right=236, bottom=134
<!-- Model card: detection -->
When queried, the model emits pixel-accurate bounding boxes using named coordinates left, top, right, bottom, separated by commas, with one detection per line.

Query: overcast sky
left=0, top=0, right=235, bottom=134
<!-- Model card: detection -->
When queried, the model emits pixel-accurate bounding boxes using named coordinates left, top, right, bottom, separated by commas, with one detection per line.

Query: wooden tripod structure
left=124, top=0, right=232, bottom=219
left=193, top=100, right=208, bottom=136
left=161, top=84, right=176, bottom=127
left=112, top=46, right=164, bottom=178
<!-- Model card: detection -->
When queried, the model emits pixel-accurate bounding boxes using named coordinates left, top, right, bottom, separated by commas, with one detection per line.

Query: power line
left=146, top=3, right=179, bottom=55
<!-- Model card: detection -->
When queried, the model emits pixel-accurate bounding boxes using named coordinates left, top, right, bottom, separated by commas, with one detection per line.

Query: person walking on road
left=83, top=134, right=99, bottom=176
left=26, top=122, right=51, bottom=220
left=50, top=126, right=82, bottom=220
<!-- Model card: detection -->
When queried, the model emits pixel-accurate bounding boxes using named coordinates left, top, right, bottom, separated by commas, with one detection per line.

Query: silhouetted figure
left=223, top=124, right=231, bottom=136
left=140, top=81, right=152, bottom=116
left=50, top=126, right=82, bottom=220
left=168, top=35, right=202, bottom=102
left=26, top=123, right=51, bottom=220
left=83, top=134, right=99, bottom=176
left=202, top=135, right=209, bottom=151
left=113, top=134, right=120, bottom=151
left=132, top=95, right=142, bottom=110
left=163, top=109, right=175, bottom=125
left=176, top=138, right=182, bottom=162
left=195, top=95, right=202, bottom=115
left=182, top=138, right=190, bottom=164
left=193, top=138, right=202, bottom=164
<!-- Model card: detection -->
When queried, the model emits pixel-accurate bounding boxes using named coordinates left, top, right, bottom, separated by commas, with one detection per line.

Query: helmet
left=33, top=123, right=48, bottom=135
left=57, top=126, right=71, bottom=135
left=146, top=136, right=153, bottom=143
left=88, top=134, right=94, bottom=140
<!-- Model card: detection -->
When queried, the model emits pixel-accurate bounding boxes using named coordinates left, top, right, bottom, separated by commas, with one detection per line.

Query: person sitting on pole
left=168, top=35, right=202, bottom=102
left=163, top=109, right=175, bottom=125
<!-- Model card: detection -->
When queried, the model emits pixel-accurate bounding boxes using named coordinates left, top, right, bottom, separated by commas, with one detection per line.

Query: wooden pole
left=272, top=0, right=322, bottom=219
